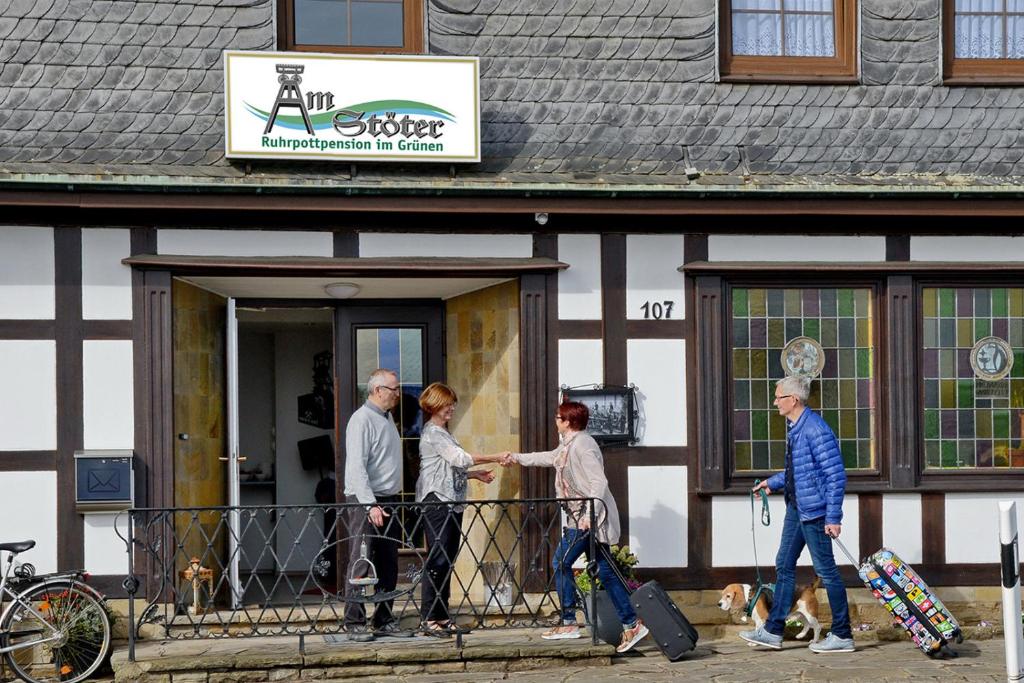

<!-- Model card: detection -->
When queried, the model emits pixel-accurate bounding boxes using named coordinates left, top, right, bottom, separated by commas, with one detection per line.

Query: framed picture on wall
left=561, top=386, right=637, bottom=446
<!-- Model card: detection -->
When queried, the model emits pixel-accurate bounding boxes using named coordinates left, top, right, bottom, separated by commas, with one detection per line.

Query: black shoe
left=373, top=621, right=414, bottom=637
left=347, top=630, right=375, bottom=642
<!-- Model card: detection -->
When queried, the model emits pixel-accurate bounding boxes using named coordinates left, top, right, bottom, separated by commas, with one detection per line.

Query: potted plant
left=575, top=545, right=642, bottom=646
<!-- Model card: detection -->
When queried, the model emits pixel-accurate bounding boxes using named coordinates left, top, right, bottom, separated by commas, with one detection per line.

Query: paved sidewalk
left=88, top=628, right=1010, bottom=683
left=298, top=636, right=1010, bottom=682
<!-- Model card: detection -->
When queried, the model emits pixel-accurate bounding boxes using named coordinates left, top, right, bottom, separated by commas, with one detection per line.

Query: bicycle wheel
left=1, top=580, right=111, bottom=683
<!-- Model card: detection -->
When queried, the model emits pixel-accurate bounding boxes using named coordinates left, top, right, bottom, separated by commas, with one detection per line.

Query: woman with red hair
left=416, top=382, right=507, bottom=634
left=505, top=401, right=649, bottom=653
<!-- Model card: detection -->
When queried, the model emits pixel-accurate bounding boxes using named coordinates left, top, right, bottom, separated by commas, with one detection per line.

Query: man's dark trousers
left=344, top=494, right=402, bottom=629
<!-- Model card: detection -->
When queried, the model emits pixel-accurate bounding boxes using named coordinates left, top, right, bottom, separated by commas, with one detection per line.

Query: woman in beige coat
left=505, top=401, right=649, bottom=654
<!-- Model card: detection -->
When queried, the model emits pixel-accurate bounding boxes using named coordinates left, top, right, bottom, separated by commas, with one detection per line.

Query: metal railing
left=121, top=498, right=599, bottom=658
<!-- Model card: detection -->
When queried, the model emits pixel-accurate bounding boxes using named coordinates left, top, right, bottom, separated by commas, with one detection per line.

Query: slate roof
left=1, top=0, right=1024, bottom=193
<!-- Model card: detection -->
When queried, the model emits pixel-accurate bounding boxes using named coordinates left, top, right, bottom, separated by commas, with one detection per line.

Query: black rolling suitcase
left=588, top=544, right=698, bottom=660
left=630, top=579, right=699, bottom=660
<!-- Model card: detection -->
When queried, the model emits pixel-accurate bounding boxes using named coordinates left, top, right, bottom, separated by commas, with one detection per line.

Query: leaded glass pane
left=731, top=287, right=876, bottom=473
left=922, top=287, right=1024, bottom=469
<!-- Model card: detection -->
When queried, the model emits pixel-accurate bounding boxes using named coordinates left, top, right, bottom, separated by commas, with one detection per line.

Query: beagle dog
left=717, top=577, right=822, bottom=643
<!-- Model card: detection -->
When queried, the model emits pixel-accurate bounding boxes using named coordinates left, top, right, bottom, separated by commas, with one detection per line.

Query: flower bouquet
left=575, top=544, right=642, bottom=594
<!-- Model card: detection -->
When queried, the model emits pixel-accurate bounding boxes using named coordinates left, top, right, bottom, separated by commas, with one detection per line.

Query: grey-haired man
left=343, top=368, right=408, bottom=640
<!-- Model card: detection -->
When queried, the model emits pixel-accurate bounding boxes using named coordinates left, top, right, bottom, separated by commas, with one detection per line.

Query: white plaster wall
left=558, top=339, right=603, bottom=389
left=626, top=234, right=686, bottom=320
left=0, top=340, right=57, bottom=451
left=626, top=339, right=686, bottom=447
left=711, top=494, right=860, bottom=567
left=158, top=229, right=333, bottom=257
left=881, top=493, right=923, bottom=564
left=83, top=340, right=135, bottom=450
left=82, top=228, right=132, bottom=320
left=911, top=236, right=1024, bottom=262
left=0, top=226, right=55, bottom=319
left=946, top=493, right=1024, bottom=564
left=557, top=234, right=602, bottom=320
left=0, top=472, right=58, bottom=573
left=84, top=513, right=129, bottom=575
left=707, top=235, right=886, bottom=262
left=628, top=466, right=687, bottom=567
left=359, top=232, right=532, bottom=257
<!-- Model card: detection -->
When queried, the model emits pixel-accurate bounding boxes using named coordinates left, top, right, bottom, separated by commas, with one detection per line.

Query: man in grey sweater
left=343, top=368, right=406, bottom=640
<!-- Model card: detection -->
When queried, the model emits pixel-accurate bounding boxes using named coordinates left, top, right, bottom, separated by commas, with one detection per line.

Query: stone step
left=111, top=628, right=617, bottom=683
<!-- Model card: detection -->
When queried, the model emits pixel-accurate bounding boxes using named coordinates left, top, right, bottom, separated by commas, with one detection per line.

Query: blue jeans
left=766, top=504, right=851, bottom=639
left=554, top=528, right=637, bottom=627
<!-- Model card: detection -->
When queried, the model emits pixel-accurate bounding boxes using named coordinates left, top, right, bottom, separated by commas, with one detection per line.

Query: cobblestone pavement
left=337, top=637, right=1009, bottom=683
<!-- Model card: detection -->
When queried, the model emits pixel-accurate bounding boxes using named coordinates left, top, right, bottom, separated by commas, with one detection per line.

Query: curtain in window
left=954, top=0, right=1024, bottom=58
left=731, top=0, right=836, bottom=57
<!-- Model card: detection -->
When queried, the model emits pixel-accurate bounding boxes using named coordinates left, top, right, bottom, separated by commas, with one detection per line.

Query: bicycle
left=0, top=541, right=111, bottom=683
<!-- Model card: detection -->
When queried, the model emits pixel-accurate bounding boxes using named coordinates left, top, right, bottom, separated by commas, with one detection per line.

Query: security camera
left=534, top=212, right=549, bottom=226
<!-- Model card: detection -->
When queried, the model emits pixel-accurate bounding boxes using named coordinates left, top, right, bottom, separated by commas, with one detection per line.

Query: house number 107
left=640, top=301, right=674, bottom=319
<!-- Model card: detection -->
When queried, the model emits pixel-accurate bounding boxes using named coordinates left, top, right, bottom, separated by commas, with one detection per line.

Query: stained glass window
left=922, top=287, right=1024, bottom=469
left=731, top=287, right=876, bottom=472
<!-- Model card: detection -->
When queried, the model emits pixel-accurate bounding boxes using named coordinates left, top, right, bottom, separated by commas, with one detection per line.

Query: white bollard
left=999, top=501, right=1024, bottom=682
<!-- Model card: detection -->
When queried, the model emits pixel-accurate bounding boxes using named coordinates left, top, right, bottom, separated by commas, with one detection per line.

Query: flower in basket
left=575, top=545, right=641, bottom=594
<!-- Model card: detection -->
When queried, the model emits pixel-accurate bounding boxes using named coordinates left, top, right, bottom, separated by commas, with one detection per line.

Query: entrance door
left=335, top=304, right=445, bottom=553
left=225, top=298, right=242, bottom=606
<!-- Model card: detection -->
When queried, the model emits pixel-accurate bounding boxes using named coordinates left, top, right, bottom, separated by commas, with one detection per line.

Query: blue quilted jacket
left=766, top=408, right=847, bottom=525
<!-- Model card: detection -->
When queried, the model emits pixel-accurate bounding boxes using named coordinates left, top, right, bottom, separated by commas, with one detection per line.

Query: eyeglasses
left=774, top=394, right=793, bottom=401
left=378, top=385, right=401, bottom=394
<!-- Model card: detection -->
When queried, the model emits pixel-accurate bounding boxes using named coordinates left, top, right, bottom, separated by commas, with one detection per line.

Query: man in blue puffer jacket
left=739, top=375, right=854, bottom=653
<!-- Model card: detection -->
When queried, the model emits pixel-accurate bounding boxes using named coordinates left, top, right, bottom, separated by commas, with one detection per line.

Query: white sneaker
left=542, top=625, right=582, bottom=640
left=616, top=619, right=650, bottom=653
left=809, top=632, right=855, bottom=653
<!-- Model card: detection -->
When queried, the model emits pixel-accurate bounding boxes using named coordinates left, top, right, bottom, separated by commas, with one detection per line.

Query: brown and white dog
left=717, top=577, right=822, bottom=642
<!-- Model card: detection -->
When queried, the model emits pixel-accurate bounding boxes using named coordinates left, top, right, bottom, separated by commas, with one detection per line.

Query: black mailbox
left=75, top=450, right=134, bottom=512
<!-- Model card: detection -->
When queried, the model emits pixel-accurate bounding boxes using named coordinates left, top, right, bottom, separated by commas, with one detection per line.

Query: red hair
left=557, top=401, right=589, bottom=431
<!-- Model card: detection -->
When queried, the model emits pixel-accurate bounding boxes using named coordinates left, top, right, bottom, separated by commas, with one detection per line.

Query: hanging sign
left=224, top=50, right=480, bottom=163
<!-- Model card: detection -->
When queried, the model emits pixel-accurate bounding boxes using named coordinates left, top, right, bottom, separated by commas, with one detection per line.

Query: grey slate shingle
left=2, top=0, right=1024, bottom=189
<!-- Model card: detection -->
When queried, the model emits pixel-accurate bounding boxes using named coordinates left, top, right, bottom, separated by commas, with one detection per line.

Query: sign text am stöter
left=224, top=50, right=480, bottom=163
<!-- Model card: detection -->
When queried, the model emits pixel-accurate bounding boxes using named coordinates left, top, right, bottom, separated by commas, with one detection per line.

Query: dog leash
left=746, top=480, right=773, bottom=619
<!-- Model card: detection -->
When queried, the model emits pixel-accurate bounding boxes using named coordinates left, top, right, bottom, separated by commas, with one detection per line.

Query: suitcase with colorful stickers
left=834, top=538, right=962, bottom=658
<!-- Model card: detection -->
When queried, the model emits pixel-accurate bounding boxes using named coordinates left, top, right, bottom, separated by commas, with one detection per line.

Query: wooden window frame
left=942, top=0, right=1024, bottom=84
left=699, top=273, right=889, bottom=494
left=915, top=277, right=1024, bottom=489
left=693, top=264, right=1024, bottom=494
left=277, top=0, right=424, bottom=54
left=719, top=0, right=859, bottom=83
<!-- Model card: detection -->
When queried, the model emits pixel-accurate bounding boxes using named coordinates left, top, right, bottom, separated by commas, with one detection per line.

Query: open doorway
left=234, top=306, right=336, bottom=593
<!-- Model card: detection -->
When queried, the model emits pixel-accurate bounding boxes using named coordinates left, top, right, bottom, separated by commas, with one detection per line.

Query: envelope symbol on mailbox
left=87, top=469, right=119, bottom=493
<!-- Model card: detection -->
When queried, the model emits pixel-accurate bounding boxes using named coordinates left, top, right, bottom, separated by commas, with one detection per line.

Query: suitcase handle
left=583, top=535, right=634, bottom=595
left=831, top=535, right=860, bottom=567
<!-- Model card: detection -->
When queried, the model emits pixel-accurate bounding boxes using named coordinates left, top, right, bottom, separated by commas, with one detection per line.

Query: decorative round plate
left=781, top=336, right=825, bottom=378
left=970, top=336, right=1014, bottom=381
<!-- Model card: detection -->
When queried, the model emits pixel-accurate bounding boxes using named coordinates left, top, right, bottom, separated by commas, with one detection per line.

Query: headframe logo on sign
left=224, top=50, right=480, bottom=163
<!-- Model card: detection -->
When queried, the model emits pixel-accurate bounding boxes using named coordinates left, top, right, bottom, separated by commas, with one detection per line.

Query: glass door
left=335, top=304, right=445, bottom=553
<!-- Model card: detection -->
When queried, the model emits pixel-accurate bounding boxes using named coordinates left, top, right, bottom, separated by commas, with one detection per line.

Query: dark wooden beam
left=0, top=451, right=57, bottom=471
left=82, top=320, right=133, bottom=339
left=694, top=275, right=726, bottom=492
left=922, top=493, right=946, bottom=566
left=122, top=254, right=569, bottom=277
left=886, top=275, right=918, bottom=489
left=0, top=320, right=55, bottom=339
left=858, top=493, right=883, bottom=559
left=54, top=227, right=84, bottom=571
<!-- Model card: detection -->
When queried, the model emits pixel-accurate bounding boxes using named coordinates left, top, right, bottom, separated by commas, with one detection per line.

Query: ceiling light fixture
left=324, top=282, right=361, bottom=299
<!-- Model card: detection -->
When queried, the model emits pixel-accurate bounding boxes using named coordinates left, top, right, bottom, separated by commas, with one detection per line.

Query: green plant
left=574, top=545, right=641, bottom=594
